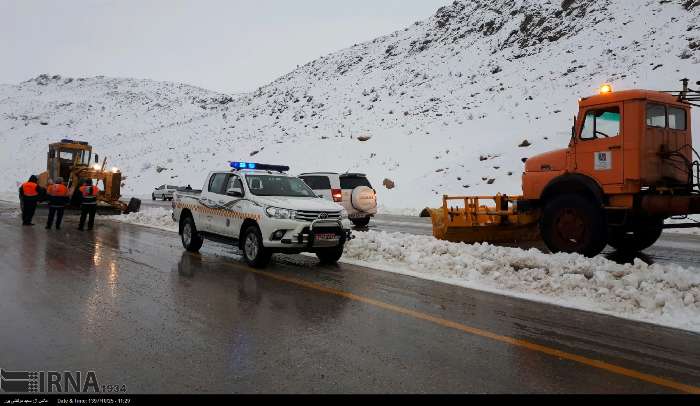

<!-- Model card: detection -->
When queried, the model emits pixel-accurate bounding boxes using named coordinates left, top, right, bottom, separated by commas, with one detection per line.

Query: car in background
left=152, top=184, right=178, bottom=201
left=299, top=172, right=377, bottom=227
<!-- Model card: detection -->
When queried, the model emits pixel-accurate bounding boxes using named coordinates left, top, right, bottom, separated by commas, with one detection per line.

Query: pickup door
left=211, top=174, right=247, bottom=237
left=198, top=173, right=229, bottom=233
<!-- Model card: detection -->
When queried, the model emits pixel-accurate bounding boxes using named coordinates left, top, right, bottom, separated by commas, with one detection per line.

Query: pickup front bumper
left=262, top=218, right=353, bottom=250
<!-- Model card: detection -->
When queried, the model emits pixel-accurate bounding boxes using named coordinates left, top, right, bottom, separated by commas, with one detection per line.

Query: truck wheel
left=608, top=218, right=663, bottom=253
left=351, top=217, right=370, bottom=227
left=316, top=245, right=344, bottom=264
left=540, top=194, right=607, bottom=257
left=181, top=216, right=203, bottom=252
left=242, top=226, right=272, bottom=268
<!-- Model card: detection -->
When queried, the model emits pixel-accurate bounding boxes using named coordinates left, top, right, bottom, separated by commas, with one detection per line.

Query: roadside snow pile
left=377, top=205, right=421, bottom=217
left=0, top=192, right=19, bottom=203
left=344, top=230, right=700, bottom=333
left=665, top=216, right=700, bottom=236
left=108, top=207, right=177, bottom=232
left=0, top=208, right=20, bottom=219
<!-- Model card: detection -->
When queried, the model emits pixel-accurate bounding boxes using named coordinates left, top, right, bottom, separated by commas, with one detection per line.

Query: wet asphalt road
left=0, top=202, right=700, bottom=393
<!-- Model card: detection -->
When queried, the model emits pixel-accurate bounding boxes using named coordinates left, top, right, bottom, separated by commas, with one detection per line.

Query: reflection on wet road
left=0, top=205, right=699, bottom=393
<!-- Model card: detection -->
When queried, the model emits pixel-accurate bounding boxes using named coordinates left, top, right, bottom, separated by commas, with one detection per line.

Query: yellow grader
left=430, top=81, right=700, bottom=257
left=36, top=139, right=141, bottom=214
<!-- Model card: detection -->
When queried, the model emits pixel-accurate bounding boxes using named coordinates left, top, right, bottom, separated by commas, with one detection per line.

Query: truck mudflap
left=429, top=194, right=541, bottom=244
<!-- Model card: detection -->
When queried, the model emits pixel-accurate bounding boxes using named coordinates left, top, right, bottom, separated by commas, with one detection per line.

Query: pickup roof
left=172, top=167, right=353, bottom=268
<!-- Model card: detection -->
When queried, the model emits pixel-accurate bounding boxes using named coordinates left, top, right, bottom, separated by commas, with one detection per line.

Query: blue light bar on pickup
left=230, top=162, right=290, bottom=172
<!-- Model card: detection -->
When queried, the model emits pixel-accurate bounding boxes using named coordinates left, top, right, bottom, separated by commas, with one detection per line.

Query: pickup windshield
left=246, top=175, right=316, bottom=197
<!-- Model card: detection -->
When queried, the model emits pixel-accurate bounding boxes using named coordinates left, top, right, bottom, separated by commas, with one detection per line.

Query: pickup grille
left=295, top=210, right=342, bottom=222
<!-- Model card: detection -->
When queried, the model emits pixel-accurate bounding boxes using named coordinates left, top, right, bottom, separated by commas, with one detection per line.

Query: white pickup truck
left=172, top=162, right=353, bottom=268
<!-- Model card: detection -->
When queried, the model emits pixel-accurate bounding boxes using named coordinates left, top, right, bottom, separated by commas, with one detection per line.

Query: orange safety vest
left=80, top=185, right=99, bottom=197
left=21, top=182, right=39, bottom=197
left=48, top=184, right=69, bottom=197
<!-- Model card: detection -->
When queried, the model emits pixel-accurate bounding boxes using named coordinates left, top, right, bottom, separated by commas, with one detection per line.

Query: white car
left=299, top=172, right=377, bottom=227
left=172, top=162, right=353, bottom=268
left=152, top=184, right=178, bottom=201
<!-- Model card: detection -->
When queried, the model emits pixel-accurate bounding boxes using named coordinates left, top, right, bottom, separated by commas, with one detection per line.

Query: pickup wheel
left=608, top=218, right=663, bottom=253
left=316, top=245, right=344, bottom=264
left=242, top=226, right=272, bottom=268
left=151, top=193, right=156, bottom=201
left=351, top=217, right=370, bottom=227
left=540, top=194, right=607, bottom=257
left=181, top=216, right=204, bottom=252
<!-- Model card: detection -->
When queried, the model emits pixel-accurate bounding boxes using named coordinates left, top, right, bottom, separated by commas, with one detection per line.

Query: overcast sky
left=0, top=0, right=448, bottom=93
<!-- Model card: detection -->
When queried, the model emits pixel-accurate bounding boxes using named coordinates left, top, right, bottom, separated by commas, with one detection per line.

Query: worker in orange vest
left=18, top=175, right=41, bottom=226
left=46, top=177, right=70, bottom=230
left=78, top=179, right=100, bottom=231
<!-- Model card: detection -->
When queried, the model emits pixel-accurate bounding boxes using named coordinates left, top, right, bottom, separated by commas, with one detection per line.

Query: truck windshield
left=246, top=175, right=316, bottom=197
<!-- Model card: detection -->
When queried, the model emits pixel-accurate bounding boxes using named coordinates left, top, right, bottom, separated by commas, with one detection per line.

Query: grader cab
left=430, top=79, right=700, bottom=257
left=37, top=139, right=141, bottom=214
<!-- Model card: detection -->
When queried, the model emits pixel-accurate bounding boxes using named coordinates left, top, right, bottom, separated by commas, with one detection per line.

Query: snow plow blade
left=429, top=195, right=541, bottom=244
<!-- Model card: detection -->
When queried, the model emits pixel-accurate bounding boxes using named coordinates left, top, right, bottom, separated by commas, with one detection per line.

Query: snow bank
left=108, top=208, right=700, bottom=332
left=0, top=208, right=20, bottom=219
left=377, top=205, right=421, bottom=217
left=0, top=191, right=19, bottom=204
left=344, top=231, right=700, bottom=333
left=107, top=207, right=177, bottom=232
left=665, top=216, right=700, bottom=236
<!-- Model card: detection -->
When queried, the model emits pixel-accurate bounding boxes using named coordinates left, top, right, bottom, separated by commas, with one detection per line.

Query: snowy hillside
left=1, top=0, right=699, bottom=209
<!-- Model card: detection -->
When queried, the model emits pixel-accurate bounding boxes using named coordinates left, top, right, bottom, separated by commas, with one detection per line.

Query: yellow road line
left=222, top=262, right=700, bottom=394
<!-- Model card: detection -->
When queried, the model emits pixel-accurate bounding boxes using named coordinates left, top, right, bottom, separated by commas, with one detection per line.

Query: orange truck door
left=574, top=104, right=624, bottom=186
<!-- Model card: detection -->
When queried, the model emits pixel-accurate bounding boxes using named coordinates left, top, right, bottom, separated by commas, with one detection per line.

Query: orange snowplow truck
left=431, top=79, right=700, bottom=257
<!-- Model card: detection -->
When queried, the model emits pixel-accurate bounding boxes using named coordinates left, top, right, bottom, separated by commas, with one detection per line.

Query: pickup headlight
left=265, top=206, right=296, bottom=219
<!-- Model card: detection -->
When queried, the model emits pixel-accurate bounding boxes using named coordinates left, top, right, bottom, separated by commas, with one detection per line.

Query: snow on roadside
left=0, top=191, right=19, bottom=204
left=107, top=207, right=178, bottom=232
left=665, top=216, right=700, bottom=236
left=377, top=205, right=421, bottom=217
left=108, top=208, right=700, bottom=333
left=344, top=231, right=700, bottom=333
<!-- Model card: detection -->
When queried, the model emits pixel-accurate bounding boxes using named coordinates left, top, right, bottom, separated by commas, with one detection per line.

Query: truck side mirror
left=227, top=187, right=244, bottom=198
left=95, top=154, right=99, bottom=163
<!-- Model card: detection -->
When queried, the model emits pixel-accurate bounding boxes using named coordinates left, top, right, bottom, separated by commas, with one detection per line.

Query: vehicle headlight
left=340, top=209, right=348, bottom=219
left=265, top=206, right=296, bottom=219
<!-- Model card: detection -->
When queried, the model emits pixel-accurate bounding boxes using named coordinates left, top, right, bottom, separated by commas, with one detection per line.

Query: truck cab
left=173, top=162, right=353, bottom=268
left=522, top=83, right=698, bottom=256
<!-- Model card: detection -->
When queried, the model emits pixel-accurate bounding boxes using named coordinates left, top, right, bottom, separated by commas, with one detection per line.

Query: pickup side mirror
left=227, top=187, right=244, bottom=198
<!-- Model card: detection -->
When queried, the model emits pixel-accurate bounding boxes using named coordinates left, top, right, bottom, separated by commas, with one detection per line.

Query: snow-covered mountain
left=1, top=0, right=699, bottom=209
